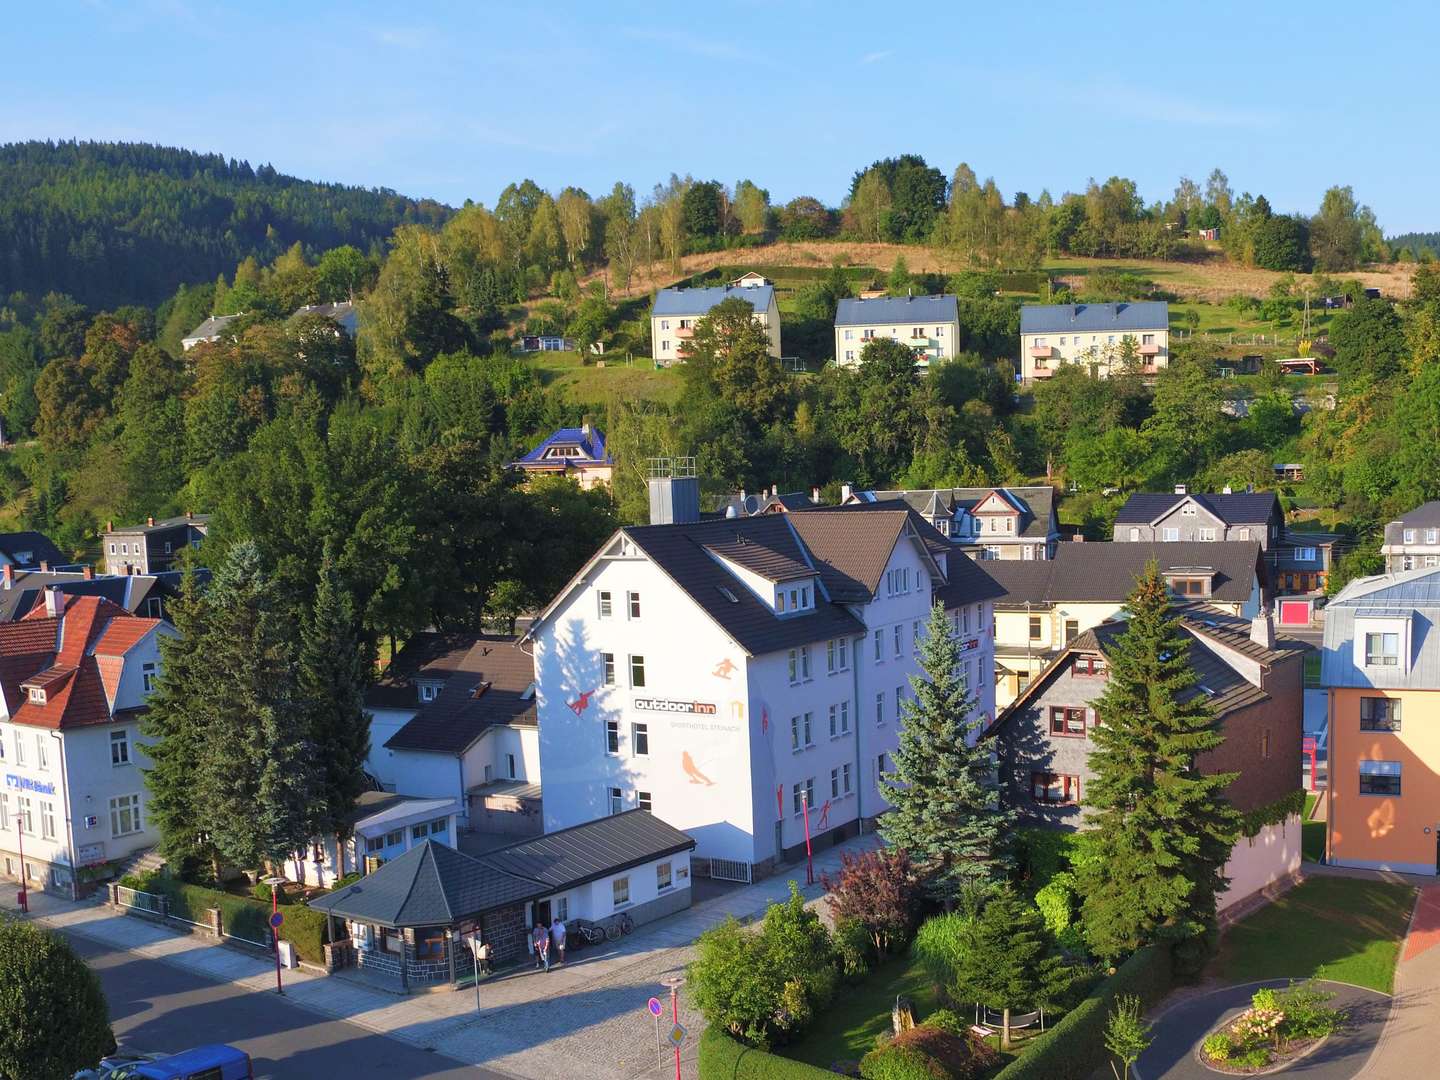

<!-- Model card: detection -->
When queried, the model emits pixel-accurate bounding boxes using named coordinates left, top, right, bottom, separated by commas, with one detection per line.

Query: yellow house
left=1323, top=567, right=1440, bottom=876
left=650, top=285, right=781, bottom=366
left=834, top=295, right=960, bottom=369
left=1019, top=301, right=1169, bottom=383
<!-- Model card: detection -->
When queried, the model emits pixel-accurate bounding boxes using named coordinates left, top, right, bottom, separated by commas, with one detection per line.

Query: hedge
left=697, top=1028, right=838, bottom=1080
left=991, top=944, right=1174, bottom=1080
left=136, top=877, right=328, bottom=965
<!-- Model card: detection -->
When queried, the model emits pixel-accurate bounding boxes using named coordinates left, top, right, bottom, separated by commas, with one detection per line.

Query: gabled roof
left=106, top=514, right=210, bottom=536
left=785, top=507, right=918, bottom=603
left=347, top=791, right=460, bottom=832
left=383, top=636, right=537, bottom=754
left=309, top=812, right=695, bottom=928
left=835, top=294, right=959, bottom=327
left=181, top=314, right=241, bottom=342
left=512, top=426, right=612, bottom=468
left=0, top=570, right=203, bottom=623
left=1114, top=492, right=1279, bottom=526
left=652, top=285, right=774, bottom=318
left=291, top=301, right=358, bottom=334
left=704, top=537, right=815, bottom=583
left=983, top=541, right=1263, bottom=607
left=366, top=632, right=480, bottom=710
left=1019, top=301, right=1169, bottom=334
left=0, top=532, right=66, bottom=570
left=1391, top=501, right=1440, bottom=529
left=857, top=486, right=1058, bottom=541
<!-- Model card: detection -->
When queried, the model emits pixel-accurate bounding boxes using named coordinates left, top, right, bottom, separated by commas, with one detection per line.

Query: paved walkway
left=1355, top=883, right=1440, bottom=1079
left=3, top=831, right=880, bottom=1080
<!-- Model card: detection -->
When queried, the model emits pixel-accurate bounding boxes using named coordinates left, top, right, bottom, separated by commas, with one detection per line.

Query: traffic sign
left=666, top=1023, right=688, bottom=1049
left=269, top=911, right=284, bottom=929
left=647, top=996, right=663, bottom=1017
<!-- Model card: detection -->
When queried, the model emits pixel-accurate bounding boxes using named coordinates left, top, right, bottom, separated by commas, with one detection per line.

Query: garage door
left=1279, top=600, right=1311, bottom=626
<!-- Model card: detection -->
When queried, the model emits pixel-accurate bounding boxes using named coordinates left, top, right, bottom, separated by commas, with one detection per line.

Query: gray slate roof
left=652, top=285, right=773, bottom=318
left=1114, top=492, right=1280, bottom=526
left=1383, top=502, right=1440, bottom=544
left=1321, top=565, right=1440, bottom=689
left=983, top=541, right=1263, bottom=606
left=181, top=314, right=241, bottom=342
left=383, top=636, right=537, bottom=754
left=1019, top=301, right=1169, bottom=334
left=859, top=486, right=1057, bottom=541
left=835, top=295, right=959, bottom=327
left=0, top=532, right=66, bottom=570
left=309, top=811, right=694, bottom=928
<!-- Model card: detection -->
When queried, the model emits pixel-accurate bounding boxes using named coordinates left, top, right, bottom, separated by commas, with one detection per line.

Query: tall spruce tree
left=300, top=549, right=373, bottom=857
left=1078, top=562, right=1240, bottom=961
left=880, top=602, right=1011, bottom=900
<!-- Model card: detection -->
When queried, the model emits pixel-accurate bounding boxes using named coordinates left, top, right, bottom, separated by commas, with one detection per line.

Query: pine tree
left=1078, top=562, right=1240, bottom=961
left=880, top=603, right=1011, bottom=900
left=300, top=550, right=373, bottom=856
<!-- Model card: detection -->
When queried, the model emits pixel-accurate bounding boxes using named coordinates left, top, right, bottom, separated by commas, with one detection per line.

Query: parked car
left=74, top=1051, right=162, bottom=1079
left=107, top=1045, right=253, bottom=1080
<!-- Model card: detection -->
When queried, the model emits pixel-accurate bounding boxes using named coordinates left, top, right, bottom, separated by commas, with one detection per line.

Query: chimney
left=186, top=510, right=194, bottom=521
left=1250, top=613, right=1276, bottom=650
left=106, top=520, right=113, bottom=533
left=1222, top=484, right=1233, bottom=495
left=44, top=585, right=60, bottom=617
left=1073, top=534, right=1085, bottom=542
left=83, top=565, right=94, bottom=581
left=646, top=457, right=700, bottom=525
left=581, top=421, right=591, bottom=437
left=840, top=483, right=852, bottom=502
left=1174, top=484, right=1188, bottom=495
left=39, top=561, right=48, bottom=572
left=147, top=516, right=155, bottom=527
left=811, top=487, right=821, bottom=504
left=1, top=564, right=11, bottom=590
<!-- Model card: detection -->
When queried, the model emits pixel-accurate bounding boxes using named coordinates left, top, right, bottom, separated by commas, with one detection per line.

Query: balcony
left=1138, top=343, right=1161, bottom=356
left=674, top=326, right=694, bottom=339
left=1141, top=364, right=1160, bottom=375
left=1030, top=366, right=1054, bottom=378
left=1029, top=345, right=1055, bottom=358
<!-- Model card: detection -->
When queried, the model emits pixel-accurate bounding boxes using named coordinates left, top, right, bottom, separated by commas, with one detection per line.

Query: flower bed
left=1198, top=982, right=1344, bottom=1074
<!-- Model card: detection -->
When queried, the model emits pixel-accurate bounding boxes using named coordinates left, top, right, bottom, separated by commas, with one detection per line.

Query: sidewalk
left=3, top=829, right=881, bottom=1080
left=1355, top=883, right=1440, bottom=1079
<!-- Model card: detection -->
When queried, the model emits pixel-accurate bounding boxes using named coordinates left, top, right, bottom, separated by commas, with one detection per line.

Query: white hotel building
left=526, top=475, right=1002, bottom=881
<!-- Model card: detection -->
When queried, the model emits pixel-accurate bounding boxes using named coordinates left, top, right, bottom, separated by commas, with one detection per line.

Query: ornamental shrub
left=0, top=919, right=116, bottom=1080
left=833, top=917, right=873, bottom=981
left=860, top=1027, right=998, bottom=1080
left=1202, top=1033, right=1232, bottom=1061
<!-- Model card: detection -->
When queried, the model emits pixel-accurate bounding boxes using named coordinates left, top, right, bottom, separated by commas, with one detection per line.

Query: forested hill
left=0, top=140, right=452, bottom=308
left=1388, top=232, right=1440, bottom=257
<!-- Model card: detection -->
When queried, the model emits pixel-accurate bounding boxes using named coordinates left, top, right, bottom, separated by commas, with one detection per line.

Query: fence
left=108, top=881, right=277, bottom=953
left=703, top=857, right=753, bottom=884
left=113, top=884, right=166, bottom=916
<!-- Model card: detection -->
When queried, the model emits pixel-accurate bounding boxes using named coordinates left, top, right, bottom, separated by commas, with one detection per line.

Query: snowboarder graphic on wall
left=682, top=751, right=715, bottom=786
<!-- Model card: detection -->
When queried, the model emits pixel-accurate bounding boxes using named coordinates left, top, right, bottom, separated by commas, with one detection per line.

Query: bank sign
left=4, top=774, right=56, bottom=795
left=633, top=698, right=717, bottom=715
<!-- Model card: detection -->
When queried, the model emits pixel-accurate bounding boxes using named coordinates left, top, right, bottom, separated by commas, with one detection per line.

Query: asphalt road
left=63, top=931, right=510, bottom=1080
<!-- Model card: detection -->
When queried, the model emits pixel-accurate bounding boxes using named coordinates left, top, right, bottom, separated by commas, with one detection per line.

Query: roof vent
left=717, top=586, right=739, bottom=604
left=1197, top=683, right=1216, bottom=696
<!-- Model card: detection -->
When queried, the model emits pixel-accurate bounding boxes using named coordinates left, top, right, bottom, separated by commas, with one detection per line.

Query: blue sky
left=8, top=1, right=1437, bottom=233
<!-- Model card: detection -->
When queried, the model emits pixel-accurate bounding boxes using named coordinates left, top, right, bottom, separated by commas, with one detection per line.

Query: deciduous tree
left=0, top=920, right=115, bottom=1080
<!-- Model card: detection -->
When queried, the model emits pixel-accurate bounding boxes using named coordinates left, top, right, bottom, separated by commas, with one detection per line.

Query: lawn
left=521, top=349, right=682, bottom=407
left=1217, top=876, right=1415, bottom=993
left=1302, top=792, right=1325, bottom=862
left=780, top=953, right=940, bottom=1070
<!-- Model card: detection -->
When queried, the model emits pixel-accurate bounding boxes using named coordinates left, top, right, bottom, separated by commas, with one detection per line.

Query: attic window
left=544, top=445, right=582, bottom=459
left=717, top=586, right=739, bottom=604
left=1197, top=684, right=1216, bottom=697
left=419, top=684, right=437, bottom=702
left=27, top=688, right=45, bottom=705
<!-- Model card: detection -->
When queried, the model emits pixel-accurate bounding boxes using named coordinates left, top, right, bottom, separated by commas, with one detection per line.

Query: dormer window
left=27, top=687, right=44, bottom=705
left=544, top=445, right=583, bottom=459
left=1404, top=529, right=1416, bottom=544
left=420, top=684, right=437, bottom=702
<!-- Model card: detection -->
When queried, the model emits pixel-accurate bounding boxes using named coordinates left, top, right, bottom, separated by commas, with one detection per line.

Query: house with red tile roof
left=0, top=588, right=173, bottom=897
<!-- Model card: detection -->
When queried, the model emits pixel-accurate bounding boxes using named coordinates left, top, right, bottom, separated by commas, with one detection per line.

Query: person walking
left=531, top=922, right=550, bottom=972
left=550, top=915, right=567, bottom=965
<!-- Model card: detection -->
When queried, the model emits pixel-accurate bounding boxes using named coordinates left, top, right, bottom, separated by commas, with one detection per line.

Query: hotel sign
left=4, top=774, right=56, bottom=795
left=633, top=698, right=717, bottom=715
left=957, top=638, right=981, bottom=654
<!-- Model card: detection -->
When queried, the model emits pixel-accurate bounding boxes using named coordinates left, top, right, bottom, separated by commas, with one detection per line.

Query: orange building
left=1323, top=567, right=1440, bottom=876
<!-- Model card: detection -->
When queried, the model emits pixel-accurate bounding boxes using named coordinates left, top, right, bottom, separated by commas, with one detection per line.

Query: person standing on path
left=531, top=922, right=550, bottom=972
left=550, top=915, right=566, bottom=965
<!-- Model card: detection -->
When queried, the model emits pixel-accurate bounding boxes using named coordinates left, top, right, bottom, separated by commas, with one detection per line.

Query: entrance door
left=535, top=900, right=551, bottom=926
left=1279, top=600, right=1310, bottom=626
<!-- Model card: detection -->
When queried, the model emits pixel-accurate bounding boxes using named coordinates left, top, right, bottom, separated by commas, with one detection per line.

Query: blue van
left=111, top=1045, right=253, bottom=1080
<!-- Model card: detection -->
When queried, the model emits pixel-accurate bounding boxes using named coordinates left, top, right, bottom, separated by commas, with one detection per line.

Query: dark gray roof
left=652, top=285, right=773, bottom=317
left=933, top=552, right=1007, bottom=608
left=384, top=636, right=536, bottom=754
left=308, top=840, right=545, bottom=928
left=860, top=486, right=1058, bottom=541
left=1114, top=492, right=1279, bottom=526
left=835, top=294, right=959, bottom=326
left=703, top=536, right=814, bottom=583
left=0, top=570, right=192, bottom=622
left=309, top=812, right=695, bottom=928
left=1384, top=502, right=1440, bottom=544
left=181, top=314, right=241, bottom=342
left=105, top=514, right=210, bottom=536
left=0, top=532, right=66, bottom=570
left=984, top=541, right=1263, bottom=606
left=1019, top=301, right=1168, bottom=334
left=482, top=810, right=694, bottom=891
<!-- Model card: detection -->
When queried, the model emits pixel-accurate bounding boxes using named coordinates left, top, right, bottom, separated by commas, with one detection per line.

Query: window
left=608, top=786, right=624, bottom=815
left=656, top=862, right=672, bottom=891
left=1181, top=503, right=1197, bottom=517
left=13, top=732, right=23, bottom=766
left=1429, top=529, right=1439, bottom=544
left=631, top=722, right=649, bottom=756
left=1074, top=655, right=1106, bottom=676
left=838, top=637, right=849, bottom=669
left=1162, top=528, right=1180, bottom=542
left=829, top=704, right=838, bottom=738
left=27, top=688, right=44, bottom=705
left=142, top=661, right=156, bottom=693
left=628, top=591, right=641, bottom=619
left=602, top=653, right=616, bottom=686
left=365, top=835, right=384, bottom=854
left=35, top=735, right=48, bottom=770
left=603, top=718, right=622, bottom=754
left=875, top=691, right=885, bottom=725
left=506, top=753, right=517, bottom=779
left=661, top=339, right=669, bottom=351
left=0, top=796, right=7, bottom=831
left=777, top=591, right=787, bottom=613
left=40, top=800, right=55, bottom=840
left=827, top=639, right=837, bottom=673
left=1142, top=334, right=1155, bottom=345
left=109, top=794, right=142, bottom=837
left=1360, top=697, right=1402, bottom=732
left=111, top=729, right=130, bottom=766
left=895, top=685, right=904, bottom=717
left=982, top=545, right=1002, bottom=560
left=412, top=821, right=430, bottom=841
left=121, top=543, right=128, bottom=555
left=803, top=712, right=813, bottom=745
left=613, top=876, right=630, bottom=906
left=1049, top=706, right=1087, bottom=737
left=1358, top=760, right=1401, bottom=796
left=791, top=714, right=801, bottom=751
left=912, top=620, right=920, bottom=650
left=792, top=778, right=815, bottom=815
left=1295, top=547, right=1317, bottom=562
left=801, top=646, right=811, bottom=679
left=598, top=590, right=613, bottom=618
left=843, top=762, right=852, bottom=794
left=419, top=684, right=436, bottom=702
left=17, top=795, right=32, bottom=834
left=1064, top=619, right=1078, bottom=644
left=844, top=329, right=854, bottom=340
left=1364, top=632, right=1400, bottom=667
left=1237, top=528, right=1250, bottom=541
left=1169, top=577, right=1207, bottom=597
left=1028, top=616, right=1043, bottom=641
left=877, top=752, right=887, bottom=779
left=630, top=655, right=646, bottom=686
left=874, top=629, right=883, bottom=662
left=840, top=700, right=850, bottom=733
left=892, top=625, right=902, bottom=658
left=1031, top=771, right=1080, bottom=805
left=385, top=829, right=403, bottom=847
left=1404, top=529, right=1417, bottom=544
left=1198, top=527, right=1216, bottom=541
left=638, top=790, right=652, bottom=812
left=831, top=768, right=841, bottom=798
left=792, top=712, right=813, bottom=748
left=0, top=733, right=4, bottom=761
left=109, top=543, right=116, bottom=554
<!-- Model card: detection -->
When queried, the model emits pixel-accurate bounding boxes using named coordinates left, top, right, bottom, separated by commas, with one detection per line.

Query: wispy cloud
left=370, top=26, right=433, bottom=49
left=1077, top=82, right=1283, bottom=130
left=620, top=28, right=771, bottom=66
left=860, top=50, right=893, bottom=65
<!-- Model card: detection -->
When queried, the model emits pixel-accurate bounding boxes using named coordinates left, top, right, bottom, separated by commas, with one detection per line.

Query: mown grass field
left=521, top=349, right=682, bottom=407
left=780, top=954, right=940, bottom=1069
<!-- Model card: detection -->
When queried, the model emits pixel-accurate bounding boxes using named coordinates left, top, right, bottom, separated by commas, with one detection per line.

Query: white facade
left=651, top=290, right=782, bottom=365
left=1020, top=326, right=1169, bottom=382
left=530, top=529, right=995, bottom=875
left=289, top=796, right=462, bottom=889
left=835, top=317, right=961, bottom=369
left=366, top=719, right=539, bottom=822
left=526, top=849, right=693, bottom=927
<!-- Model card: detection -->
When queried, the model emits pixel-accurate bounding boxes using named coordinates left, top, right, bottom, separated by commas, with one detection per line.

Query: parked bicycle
left=570, top=918, right=606, bottom=948
left=604, top=912, right=634, bottom=941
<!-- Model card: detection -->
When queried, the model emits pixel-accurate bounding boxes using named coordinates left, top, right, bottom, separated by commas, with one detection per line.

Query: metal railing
left=705, top=857, right=753, bottom=884
left=114, top=885, right=166, bottom=915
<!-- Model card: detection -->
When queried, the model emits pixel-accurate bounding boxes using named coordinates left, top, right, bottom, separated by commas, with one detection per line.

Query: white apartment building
left=526, top=481, right=1002, bottom=881
left=1019, top=301, right=1169, bottom=382
left=1381, top=502, right=1440, bottom=572
left=650, top=285, right=782, bottom=365
left=0, top=590, right=172, bottom=897
left=834, top=295, right=961, bottom=369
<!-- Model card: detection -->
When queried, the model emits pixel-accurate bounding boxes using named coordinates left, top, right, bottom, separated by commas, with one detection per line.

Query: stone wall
left=356, top=945, right=404, bottom=989
left=483, top=903, right=529, bottom=965
left=403, top=936, right=452, bottom=986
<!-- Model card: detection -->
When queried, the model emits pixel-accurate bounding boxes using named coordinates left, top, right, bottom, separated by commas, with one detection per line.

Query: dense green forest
left=0, top=141, right=450, bottom=308
left=1389, top=232, right=1440, bottom=258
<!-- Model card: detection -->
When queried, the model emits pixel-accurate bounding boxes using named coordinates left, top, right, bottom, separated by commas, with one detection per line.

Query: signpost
left=661, top=976, right=685, bottom=1080
left=267, top=884, right=285, bottom=995
left=647, top=996, right=663, bottom=1070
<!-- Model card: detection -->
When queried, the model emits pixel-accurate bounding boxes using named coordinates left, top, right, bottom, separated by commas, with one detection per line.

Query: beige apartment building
left=650, top=285, right=781, bottom=365
left=1019, top=301, right=1169, bottom=382
left=834, top=295, right=960, bottom=369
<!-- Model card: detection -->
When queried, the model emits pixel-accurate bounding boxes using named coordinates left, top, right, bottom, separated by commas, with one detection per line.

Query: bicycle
left=603, top=912, right=634, bottom=941
left=572, top=919, right=606, bottom=947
